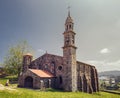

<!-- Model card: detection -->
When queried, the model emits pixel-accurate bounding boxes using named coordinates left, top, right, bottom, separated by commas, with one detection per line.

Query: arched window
left=69, top=25, right=71, bottom=29
left=66, top=25, right=69, bottom=31
left=51, top=61, right=55, bottom=66
left=72, top=40, right=74, bottom=44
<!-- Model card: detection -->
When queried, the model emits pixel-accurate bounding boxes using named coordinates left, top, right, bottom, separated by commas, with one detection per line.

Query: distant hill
left=98, top=70, right=120, bottom=77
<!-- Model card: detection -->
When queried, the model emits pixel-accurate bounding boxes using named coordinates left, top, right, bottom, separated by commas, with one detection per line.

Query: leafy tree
left=3, top=41, right=32, bottom=77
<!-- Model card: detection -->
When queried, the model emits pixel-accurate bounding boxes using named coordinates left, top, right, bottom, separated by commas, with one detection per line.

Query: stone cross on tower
left=67, top=6, right=71, bottom=16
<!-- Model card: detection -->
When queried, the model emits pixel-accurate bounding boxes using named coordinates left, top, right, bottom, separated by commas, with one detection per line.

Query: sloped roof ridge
left=32, top=53, right=63, bottom=62
left=77, top=60, right=94, bottom=67
left=44, top=53, right=63, bottom=58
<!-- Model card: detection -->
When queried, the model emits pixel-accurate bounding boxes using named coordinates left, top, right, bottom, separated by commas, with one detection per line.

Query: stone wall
left=19, top=53, right=99, bottom=93
left=18, top=70, right=41, bottom=89
left=77, top=62, right=99, bottom=93
left=18, top=69, right=55, bottom=89
left=77, top=61, right=99, bottom=93
left=29, top=53, right=64, bottom=89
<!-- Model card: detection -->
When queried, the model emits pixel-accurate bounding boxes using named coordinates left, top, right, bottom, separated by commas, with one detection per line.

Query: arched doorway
left=24, top=76, right=33, bottom=88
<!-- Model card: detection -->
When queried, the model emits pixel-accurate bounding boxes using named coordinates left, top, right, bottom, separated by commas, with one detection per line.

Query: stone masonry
left=18, top=11, right=99, bottom=93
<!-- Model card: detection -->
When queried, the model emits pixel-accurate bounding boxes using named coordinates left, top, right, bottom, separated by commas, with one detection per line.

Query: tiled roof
left=29, top=69, right=54, bottom=78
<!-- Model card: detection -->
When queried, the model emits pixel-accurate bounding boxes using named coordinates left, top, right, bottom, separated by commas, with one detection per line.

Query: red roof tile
left=29, top=69, right=54, bottom=78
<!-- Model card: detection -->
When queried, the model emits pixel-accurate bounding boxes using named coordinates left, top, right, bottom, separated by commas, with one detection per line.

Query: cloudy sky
left=0, top=0, right=120, bottom=72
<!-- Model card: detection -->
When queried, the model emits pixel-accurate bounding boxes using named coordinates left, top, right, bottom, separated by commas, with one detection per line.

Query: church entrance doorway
left=24, top=76, right=33, bottom=88
left=44, top=79, right=49, bottom=88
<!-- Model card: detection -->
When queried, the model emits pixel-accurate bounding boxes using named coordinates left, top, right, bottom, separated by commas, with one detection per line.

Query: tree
left=3, top=41, right=32, bottom=77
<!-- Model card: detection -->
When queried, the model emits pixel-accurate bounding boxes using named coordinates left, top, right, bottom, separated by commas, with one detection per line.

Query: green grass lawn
left=0, top=88, right=120, bottom=98
left=0, top=75, right=17, bottom=85
left=0, top=76, right=120, bottom=98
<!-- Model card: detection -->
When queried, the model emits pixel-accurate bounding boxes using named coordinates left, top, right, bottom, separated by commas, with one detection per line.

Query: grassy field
left=0, top=88, right=120, bottom=98
left=0, top=76, right=120, bottom=98
left=0, top=75, right=17, bottom=85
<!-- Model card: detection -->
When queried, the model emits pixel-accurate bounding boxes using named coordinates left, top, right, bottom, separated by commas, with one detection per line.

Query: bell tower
left=63, top=8, right=77, bottom=92
left=22, top=53, right=33, bottom=72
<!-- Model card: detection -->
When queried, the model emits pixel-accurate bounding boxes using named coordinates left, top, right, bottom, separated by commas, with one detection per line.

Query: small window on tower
left=66, top=40, right=69, bottom=45
left=72, top=35, right=74, bottom=44
left=66, top=36, right=69, bottom=45
left=67, top=25, right=69, bottom=31
left=69, top=25, right=71, bottom=29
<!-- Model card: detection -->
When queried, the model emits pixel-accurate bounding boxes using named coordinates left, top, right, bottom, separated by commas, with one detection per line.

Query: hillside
left=99, top=70, right=120, bottom=77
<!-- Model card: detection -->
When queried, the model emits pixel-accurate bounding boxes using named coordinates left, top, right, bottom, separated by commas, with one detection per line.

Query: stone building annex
left=18, top=11, right=99, bottom=93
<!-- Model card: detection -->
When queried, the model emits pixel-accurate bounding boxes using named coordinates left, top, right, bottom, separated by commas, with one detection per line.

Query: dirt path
left=0, top=84, right=17, bottom=91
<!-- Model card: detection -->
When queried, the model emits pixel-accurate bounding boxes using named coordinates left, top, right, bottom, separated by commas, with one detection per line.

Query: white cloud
left=37, top=49, right=46, bottom=53
left=100, top=48, right=110, bottom=54
left=87, top=60, right=120, bottom=72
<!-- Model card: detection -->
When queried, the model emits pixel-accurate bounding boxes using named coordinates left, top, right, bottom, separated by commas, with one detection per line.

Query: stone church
left=18, top=11, right=99, bottom=93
